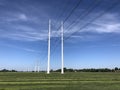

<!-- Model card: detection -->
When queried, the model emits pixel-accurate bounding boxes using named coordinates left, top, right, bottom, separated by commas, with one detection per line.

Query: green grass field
left=0, top=72, right=120, bottom=90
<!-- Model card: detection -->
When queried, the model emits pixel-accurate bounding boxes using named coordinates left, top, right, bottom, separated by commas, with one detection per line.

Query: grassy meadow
left=0, top=72, right=120, bottom=90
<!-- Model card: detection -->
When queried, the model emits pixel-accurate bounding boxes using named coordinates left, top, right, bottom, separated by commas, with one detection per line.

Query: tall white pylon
left=47, top=20, right=51, bottom=74
left=34, top=66, right=37, bottom=72
left=34, top=60, right=40, bottom=72
left=37, top=60, right=40, bottom=72
left=61, top=21, right=64, bottom=74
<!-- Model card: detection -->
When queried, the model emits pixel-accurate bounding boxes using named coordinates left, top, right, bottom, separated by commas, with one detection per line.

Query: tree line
left=0, top=67, right=120, bottom=72
left=0, top=69, right=17, bottom=72
left=53, top=67, right=120, bottom=72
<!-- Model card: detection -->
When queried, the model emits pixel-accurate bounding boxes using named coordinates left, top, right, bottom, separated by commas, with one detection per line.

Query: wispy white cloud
left=0, top=11, right=120, bottom=42
left=0, top=43, right=41, bottom=54
left=17, top=13, right=28, bottom=21
left=84, top=13, right=120, bottom=33
left=64, top=13, right=120, bottom=42
left=0, top=30, right=48, bottom=41
left=0, top=15, right=49, bottom=41
left=94, top=23, right=120, bottom=33
left=0, top=13, right=28, bottom=22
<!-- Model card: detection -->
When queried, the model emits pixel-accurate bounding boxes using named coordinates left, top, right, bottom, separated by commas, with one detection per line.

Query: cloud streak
left=63, top=12, right=120, bottom=42
left=84, top=13, right=120, bottom=33
left=0, top=43, right=41, bottom=54
left=0, top=0, right=120, bottom=42
left=0, top=13, right=120, bottom=42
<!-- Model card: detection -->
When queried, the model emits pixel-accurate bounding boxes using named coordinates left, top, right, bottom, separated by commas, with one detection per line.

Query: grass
left=0, top=72, right=120, bottom=90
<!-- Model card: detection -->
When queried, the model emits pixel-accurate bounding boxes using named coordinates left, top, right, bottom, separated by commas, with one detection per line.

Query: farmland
left=0, top=72, right=120, bottom=90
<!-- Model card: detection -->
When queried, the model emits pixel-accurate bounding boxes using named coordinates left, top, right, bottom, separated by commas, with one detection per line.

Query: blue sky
left=0, top=0, right=120, bottom=71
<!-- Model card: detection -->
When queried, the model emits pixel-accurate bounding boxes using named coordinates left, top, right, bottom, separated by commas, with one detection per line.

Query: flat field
left=0, top=72, right=120, bottom=90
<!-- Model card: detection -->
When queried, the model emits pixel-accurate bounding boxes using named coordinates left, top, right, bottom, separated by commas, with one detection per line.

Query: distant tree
left=50, top=69, right=53, bottom=72
left=68, top=68, right=74, bottom=72
left=0, top=69, right=17, bottom=72
left=11, top=70, right=17, bottom=72
left=115, top=67, right=119, bottom=71
left=55, top=69, right=61, bottom=72
left=50, top=67, right=120, bottom=72
left=64, top=67, right=67, bottom=72
left=1, top=69, right=9, bottom=72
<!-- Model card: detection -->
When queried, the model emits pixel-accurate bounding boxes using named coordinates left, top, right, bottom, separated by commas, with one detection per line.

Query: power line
left=51, top=0, right=100, bottom=56
left=53, top=0, right=82, bottom=37
left=64, top=0, right=102, bottom=34
left=50, top=0, right=83, bottom=56
left=40, top=0, right=70, bottom=63
left=65, top=0, right=120, bottom=41
left=51, top=0, right=120, bottom=57
left=53, top=0, right=71, bottom=27
left=63, top=0, right=82, bottom=24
